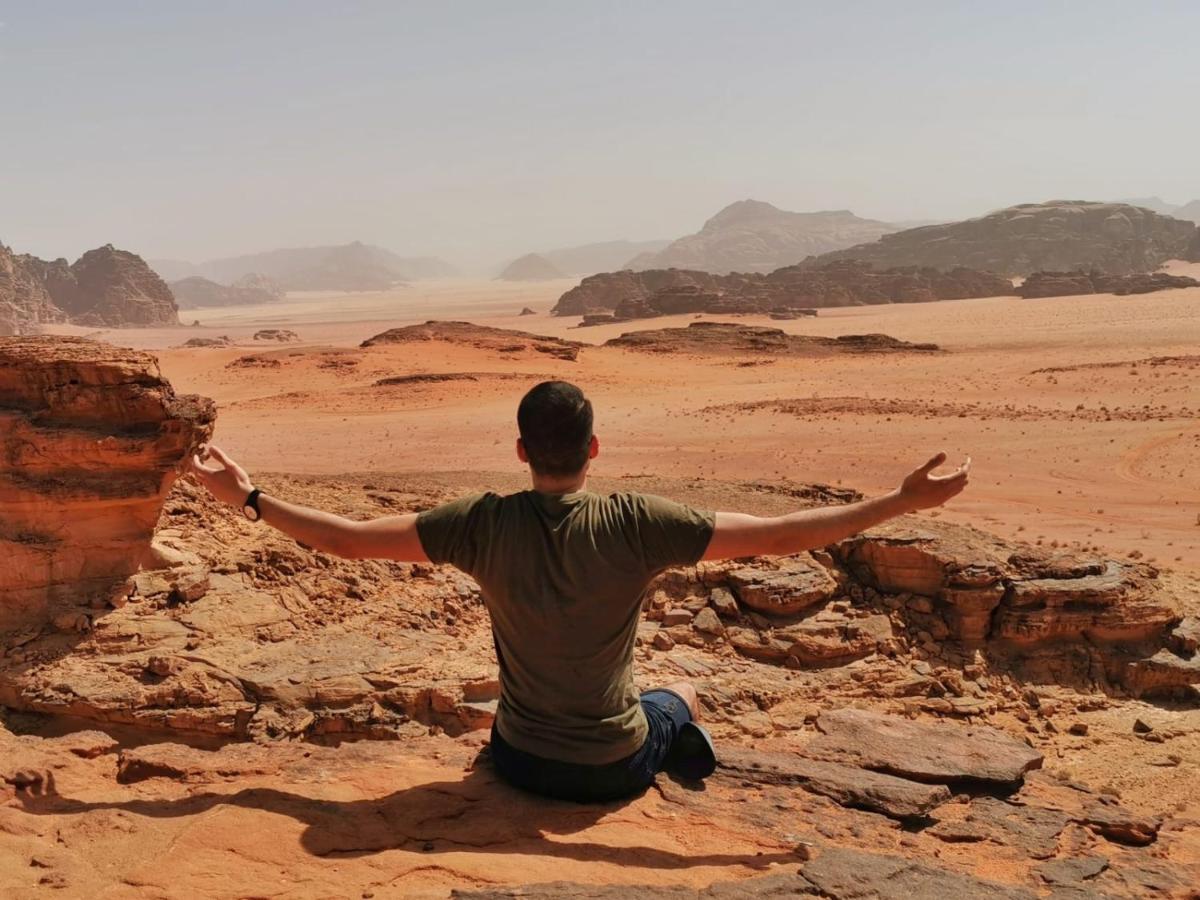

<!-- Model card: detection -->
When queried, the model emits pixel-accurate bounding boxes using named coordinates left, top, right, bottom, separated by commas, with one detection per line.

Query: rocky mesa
left=1, top=243, right=180, bottom=333
left=626, top=200, right=898, bottom=274
left=807, top=201, right=1200, bottom=277
left=553, top=260, right=1015, bottom=318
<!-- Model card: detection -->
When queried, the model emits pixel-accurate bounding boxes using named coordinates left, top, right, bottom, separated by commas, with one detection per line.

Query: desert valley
left=1, top=188, right=1199, bottom=899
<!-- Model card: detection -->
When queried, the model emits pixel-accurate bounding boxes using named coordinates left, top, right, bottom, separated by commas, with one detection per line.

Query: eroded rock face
left=2, top=243, right=179, bottom=330
left=35, top=245, right=180, bottom=327
left=810, top=201, right=1199, bottom=276
left=552, top=260, right=1013, bottom=317
left=0, top=245, right=66, bottom=336
left=836, top=523, right=1179, bottom=651
left=1018, top=269, right=1199, bottom=298
left=604, top=323, right=939, bottom=356
left=0, top=337, right=214, bottom=631
left=361, top=320, right=583, bottom=361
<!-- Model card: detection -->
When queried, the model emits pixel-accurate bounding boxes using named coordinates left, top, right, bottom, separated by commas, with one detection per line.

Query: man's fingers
left=207, top=445, right=235, bottom=467
left=929, top=456, right=971, bottom=483
left=918, top=451, right=947, bottom=474
left=191, top=453, right=220, bottom=476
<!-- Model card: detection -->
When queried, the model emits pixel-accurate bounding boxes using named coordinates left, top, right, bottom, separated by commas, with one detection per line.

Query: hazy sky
left=4, top=1, right=1199, bottom=268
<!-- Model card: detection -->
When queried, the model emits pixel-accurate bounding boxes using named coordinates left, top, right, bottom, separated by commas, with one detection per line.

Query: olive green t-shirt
left=417, top=490, right=714, bottom=765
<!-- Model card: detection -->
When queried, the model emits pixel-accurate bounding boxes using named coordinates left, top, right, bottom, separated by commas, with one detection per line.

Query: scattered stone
left=252, top=328, right=299, bottom=342
left=662, top=608, right=693, bottom=627
left=797, top=846, right=1036, bottom=899
left=1036, top=855, right=1108, bottom=885
left=721, top=555, right=840, bottom=617
left=692, top=607, right=724, bottom=636
left=708, top=587, right=739, bottom=617
left=808, top=709, right=1043, bottom=786
left=1075, top=803, right=1161, bottom=846
left=717, top=748, right=951, bottom=820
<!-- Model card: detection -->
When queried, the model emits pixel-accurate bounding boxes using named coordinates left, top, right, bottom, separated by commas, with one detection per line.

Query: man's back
left=417, top=490, right=714, bottom=765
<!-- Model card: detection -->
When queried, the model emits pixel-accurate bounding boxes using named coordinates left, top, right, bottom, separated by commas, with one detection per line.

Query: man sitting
left=192, top=380, right=968, bottom=802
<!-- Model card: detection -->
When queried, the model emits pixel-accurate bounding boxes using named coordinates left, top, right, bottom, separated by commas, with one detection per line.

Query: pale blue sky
left=4, top=1, right=1198, bottom=267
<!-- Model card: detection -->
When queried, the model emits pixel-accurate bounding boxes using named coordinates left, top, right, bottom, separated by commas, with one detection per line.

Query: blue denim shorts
left=489, top=688, right=693, bottom=803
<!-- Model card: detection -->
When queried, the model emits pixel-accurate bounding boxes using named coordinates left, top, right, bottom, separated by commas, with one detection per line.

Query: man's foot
left=668, top=721, right=717, bottom=781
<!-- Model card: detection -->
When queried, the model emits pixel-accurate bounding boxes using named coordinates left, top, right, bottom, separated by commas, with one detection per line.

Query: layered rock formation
left=626, top=200, right=897, bottom=274
left=808, top=201, right=1200, bottom=277
left=552, top=260, right=1014, bottom=317
left=0, top=243, right=179, bottom=332
left=0, top=244, right=64, bottom=336
left=0, top=463, right=1195, bottom=895
left=361, top=320, right=583, bottom=361
left=496, top=253, right=568, bottom=281
left=0, top=337, right=214, bottom=632
left=1017, top=270, right=1200, bottom=299
left=170, top=273, right=285, bottom=309
left=604, top=322, right=940, bottom=356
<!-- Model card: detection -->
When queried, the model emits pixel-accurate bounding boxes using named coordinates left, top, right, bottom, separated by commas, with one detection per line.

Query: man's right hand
left=191, top=444, right=255, bottom=508
left=897, top=452, right=971, bottom=511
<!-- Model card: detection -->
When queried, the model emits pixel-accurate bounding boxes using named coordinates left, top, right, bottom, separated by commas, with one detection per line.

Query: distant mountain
left=1173, top=200, right=1200, bottom=225
left=807, top=201, right=1200, bottom=276
left=625, top=200, right=898, bottom=274
left=170, top=274, right=285, bottom=309
left=1116, top=197, right=1200, bottom=224
left=497, top=253, right=568, bottom=281
left=540, top=239, right=671, bottom=276
left=2, top=242, right=177, bottom=334
left=150, top=242, right=459, bottom=291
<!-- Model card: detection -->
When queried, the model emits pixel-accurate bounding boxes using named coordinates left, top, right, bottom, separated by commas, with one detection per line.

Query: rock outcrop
left=553, top=260, right=1014, bottom=317
left=361, top=320, right=583, bottom=361
left=626, top=200, right=897, bottom=274
left=0, top=337, right=214, bottom=632
left=604, top=322, right=940, bottom=356
left=0, top=244, right=64, bottom=335
left=252, top=328, right=299, bottom=342
left=497, top=253, right=567, bottom=281
left=170, top=274, right=285, bottom=309
left=808, top=201, right=1200, bottom=277
left=1018, top=269, right=1199, bottom=298
left=1, top=243, right=178, bottom=331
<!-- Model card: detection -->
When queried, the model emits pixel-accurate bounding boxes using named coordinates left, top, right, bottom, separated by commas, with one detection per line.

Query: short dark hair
left=517, top=381, right=593, bottom=476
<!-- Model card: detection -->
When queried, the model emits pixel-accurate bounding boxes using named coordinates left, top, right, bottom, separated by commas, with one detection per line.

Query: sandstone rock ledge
left=0, top=337, right=214, bottom=632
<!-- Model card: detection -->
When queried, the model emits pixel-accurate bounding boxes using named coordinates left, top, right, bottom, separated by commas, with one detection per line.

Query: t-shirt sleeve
left=416, top=492, right=493, bottom=573
left=630, top=493, right=716, bottom=572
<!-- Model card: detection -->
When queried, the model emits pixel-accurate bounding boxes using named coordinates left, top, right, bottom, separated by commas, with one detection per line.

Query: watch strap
left=243, top=488, right=263, bottom=521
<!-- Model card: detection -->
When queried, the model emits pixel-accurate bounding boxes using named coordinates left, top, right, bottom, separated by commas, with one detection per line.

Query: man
left=192, top=380, right=969, bottom=802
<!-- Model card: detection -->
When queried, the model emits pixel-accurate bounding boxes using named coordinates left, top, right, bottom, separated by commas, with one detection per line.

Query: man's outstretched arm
left=702, top=452, right=969, bottom=561
left=190, top=445, right=430, bottom=562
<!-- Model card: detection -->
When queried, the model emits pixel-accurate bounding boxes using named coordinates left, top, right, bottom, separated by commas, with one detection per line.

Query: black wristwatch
left=242, top=488, right=263, bottom=522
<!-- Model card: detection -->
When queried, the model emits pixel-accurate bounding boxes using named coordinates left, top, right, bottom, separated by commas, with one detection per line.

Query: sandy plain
left=59, top=268, right=1200, bottom=577
left=8, top=271, right=1200, bottom=897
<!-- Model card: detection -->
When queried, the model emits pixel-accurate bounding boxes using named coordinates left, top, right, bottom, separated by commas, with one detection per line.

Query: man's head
left=516, top=380, right=597, bottom=480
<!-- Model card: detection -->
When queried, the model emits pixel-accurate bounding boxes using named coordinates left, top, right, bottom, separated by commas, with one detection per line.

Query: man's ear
left=588, top=435, right=600, bottom=460
left=516, top=438, right=528, bottom=463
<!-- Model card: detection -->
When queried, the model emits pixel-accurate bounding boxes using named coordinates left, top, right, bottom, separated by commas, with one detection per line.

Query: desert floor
left=60, top=269, right=1200, bottom=576
left=11, top=273, right=1197, bottom=898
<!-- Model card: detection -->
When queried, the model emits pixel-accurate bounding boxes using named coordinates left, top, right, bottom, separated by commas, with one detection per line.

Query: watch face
left=243, top=504, right=260, bottom=521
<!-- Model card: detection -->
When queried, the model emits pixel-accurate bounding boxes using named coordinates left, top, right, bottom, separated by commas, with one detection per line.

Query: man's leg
left=660, top=681, right=699, bottom=719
